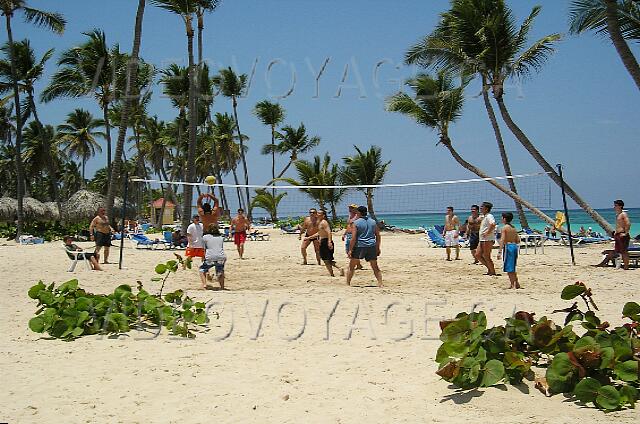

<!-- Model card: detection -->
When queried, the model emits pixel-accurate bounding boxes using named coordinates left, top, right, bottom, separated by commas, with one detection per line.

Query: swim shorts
left=234, top=231, right=247, bottom=246
left=614, top=233, right=630, bottom=254
left=468, top=232, right=480, bottom=250
left=444, top=230, right=459, bottom=247
left=199, top=258, right=225, bottom=275
left=186, top=247, right=205, bottom=258
left=503, top=242, right=519, bottom=273
left=352, top=246, right=377, bottom=262
left=94, top=231, right=112, bottom=247
left=319, top=238, right=335, bottom=261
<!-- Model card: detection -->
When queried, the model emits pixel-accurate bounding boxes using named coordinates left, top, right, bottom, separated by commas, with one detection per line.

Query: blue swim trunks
left=503, top=243, right=518, bottom=273
left=199, top=259, right=225, bottom=275
left=345, top=233, right=352, bottom=252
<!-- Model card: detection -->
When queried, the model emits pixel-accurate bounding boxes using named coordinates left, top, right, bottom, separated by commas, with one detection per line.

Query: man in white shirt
left=186, top=215, right=205, bottom=263
left=199, top=224, right=226, bottom=290
left=477, top=202, right=497, bottom=276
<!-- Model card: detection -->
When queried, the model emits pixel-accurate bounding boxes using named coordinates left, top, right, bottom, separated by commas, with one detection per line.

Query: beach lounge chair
left=425, top=228, right=446, bottom=248
left=248, top=230, right=270, bottom=241
left=62, top=246, right=91, bottom=272
left=280, top=225, right=300, bottom=235
left=131, top=234, right=167, bottom=250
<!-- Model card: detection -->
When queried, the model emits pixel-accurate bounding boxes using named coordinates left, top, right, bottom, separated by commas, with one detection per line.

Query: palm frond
left=510, top=33, right=562, bottom=80
left=22, top=7, right=66, bottom=34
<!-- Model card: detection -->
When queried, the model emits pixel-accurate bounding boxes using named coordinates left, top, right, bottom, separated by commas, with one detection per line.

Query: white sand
left=1, top=231, right=638, bottom=423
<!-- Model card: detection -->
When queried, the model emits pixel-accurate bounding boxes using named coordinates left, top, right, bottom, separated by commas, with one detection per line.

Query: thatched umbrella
left=63, top=190, right=129, bottom=222
left=22, top=197, right=48, bottom=221
left=43, top=202, right=61, bottom=222
left=0, top=197, right=17, bottom=222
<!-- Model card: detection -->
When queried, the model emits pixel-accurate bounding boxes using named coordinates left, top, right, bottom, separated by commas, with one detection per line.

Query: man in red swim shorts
left=231, top=208, right=251, bottom=259
left=596, top=199, right=631, bottom=269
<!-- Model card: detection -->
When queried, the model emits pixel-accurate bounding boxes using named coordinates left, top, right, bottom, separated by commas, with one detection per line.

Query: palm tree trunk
left=82, top=158, right=86, bottom=183
left=5, top=13, right=25, bottom=240
left=102, top=103, right=112, bottom=180
left=271, top=125, right=276, bottom=197
left=494, top=95, right=614, bottom=234
left=440, top=135, right=559, bottom=229
left=481, top=79, right=529, bottom=229
left=106, top=0, right=146, bottom=225
left=232, top=96, right=251, bottom=213
left=604, top=0, right=640, bottom=90
left=231, top=167, right=244, bottom=210
left=157, top=183, right=167, bottom=230
left=330, top=201, right=338, bottom=222
left=182, top=16, right=198, bottom=233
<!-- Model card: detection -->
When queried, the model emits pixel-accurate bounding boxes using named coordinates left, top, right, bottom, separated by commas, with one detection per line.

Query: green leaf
left=28, top=282, right=46, bottom=299
left=546, top=352, right=579, bottom=394
left=573, top=377, right=601, bottom=403
left=38, top=291, right=55, bottom=305
left=58, top=279, right=79, bottom=293
left=595, top=385, right=621, bottom=411
left=77, top=311, right=90, bottom=325
left=612, top=334, right=633, bottom=361
left=28, top=316, right=45, bottom=333
left=155, top=264, right=167, bottom=274
left=620, top=385, right=638, bottom=408
left=561, top=284, right=586, bottom=300
left=150, top=277, right=162, bottom=282
left=108, top=313, right=130, bottom=332
left=183, top=310, right=195, bottom=323
left=114, top=285, right=132, bottom=299
left=75, top=297, right=92, bottom=311
left=481, top=359, right=505, bottom=387
left=622, top=302, right=640, bottom=321
left=599, top=347, right=615, bottom=369
left=614, top=360, right=639, bottom=382
left=71, top=327, right=84, bottom=337
left=194, top=302, right=206, bottom=309
left=194, top=311, right=208, bottom=325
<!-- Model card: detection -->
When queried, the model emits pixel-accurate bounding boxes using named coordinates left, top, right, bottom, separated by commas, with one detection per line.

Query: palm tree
left=106, top=0, right=146, bottom=226
left=281, top=153, right=346, bottom=220
left=254, top=100, right=286, bottom=194
left=0, top=39, right=53, bottom=126
left=212, top=112, right=247, bottom=209
left=212, top=67, right=251, bottom=209
left=1, top=0, right=65, bottom=238
left=196, top=0, right=221, bottom=64
left=0, top=40, right=61, bottom=211
left=570, top=0, right=640, bottom=90
left=58, top=160, right=82, bottom=199
left=41, top=29, right=120, bottom=177
left=151, top=0, right=207, bottom=231
left=251, top=189, right=286, bottom=222
left=386, top=72, right=557, bottom=228
left=22, top=121, right=61, bottom=202
left=408, top=0, right=613, bottom=234
left=270, top=123, right=320, bottom=182
left=57, top=109, right=105, bottom=183
left=341, top=146, right=390, bottom=222
left=406, top=9, right=530, bottom=228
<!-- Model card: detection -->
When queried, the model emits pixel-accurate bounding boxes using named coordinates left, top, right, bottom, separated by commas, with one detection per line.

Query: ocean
left=377, top=208, right=640, bottom=236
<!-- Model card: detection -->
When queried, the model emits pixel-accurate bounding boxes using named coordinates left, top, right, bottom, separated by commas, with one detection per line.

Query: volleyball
left=205, top=175, right=216, bottom=185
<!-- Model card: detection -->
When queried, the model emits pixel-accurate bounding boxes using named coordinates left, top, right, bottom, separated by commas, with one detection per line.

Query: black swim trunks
left=319, top=238, right=335, bottom=261
left=468, top=232, right=480, bottom=250
left=352, top=246, right=377, bottom=262
left=94, top=231, right=112, bottom=247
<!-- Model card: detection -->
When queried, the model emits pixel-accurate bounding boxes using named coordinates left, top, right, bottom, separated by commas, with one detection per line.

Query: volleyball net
left=131, top=172, right=552, bottom=225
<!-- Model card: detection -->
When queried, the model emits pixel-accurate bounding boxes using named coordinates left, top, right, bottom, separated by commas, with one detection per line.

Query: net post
left=556, top=164, right=575, bottom=266
left=118, top=172, right=129, bottom=270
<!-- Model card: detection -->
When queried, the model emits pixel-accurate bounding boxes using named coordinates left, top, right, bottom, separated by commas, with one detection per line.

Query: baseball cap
left=348, top=204, right=358, bottom=209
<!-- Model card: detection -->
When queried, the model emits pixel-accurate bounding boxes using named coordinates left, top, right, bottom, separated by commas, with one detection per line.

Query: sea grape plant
left=28, top=258, right=215, bottom=340
left=435, top=282, right=639, bottom=411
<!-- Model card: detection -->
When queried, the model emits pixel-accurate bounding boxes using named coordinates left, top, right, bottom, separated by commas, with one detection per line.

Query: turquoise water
left=378, top=208, right=640, bottom=236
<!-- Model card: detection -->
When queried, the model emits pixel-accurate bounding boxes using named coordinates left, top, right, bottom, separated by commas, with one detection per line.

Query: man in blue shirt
left=347, top=206, right=383, bottom=287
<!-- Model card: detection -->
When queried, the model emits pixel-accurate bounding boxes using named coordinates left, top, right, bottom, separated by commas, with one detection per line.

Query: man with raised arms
left=197, top=193, right=220, bottom=229
left=299, top=208, right=321, bottom=265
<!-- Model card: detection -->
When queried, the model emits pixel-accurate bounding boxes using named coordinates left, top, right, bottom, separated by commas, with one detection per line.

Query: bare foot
left=339, top=268, right=345, bottom=277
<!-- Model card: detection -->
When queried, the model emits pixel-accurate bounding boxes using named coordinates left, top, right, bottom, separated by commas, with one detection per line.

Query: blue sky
left=4, top=0, right=639, bottom=209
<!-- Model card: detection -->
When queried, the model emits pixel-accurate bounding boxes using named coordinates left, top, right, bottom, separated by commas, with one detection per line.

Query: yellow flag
left=554, top=211, right=566, bottom=229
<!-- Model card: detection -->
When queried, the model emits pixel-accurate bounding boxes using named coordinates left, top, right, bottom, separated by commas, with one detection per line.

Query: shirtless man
left=305, top=210, right=344, bottom=277
left=231, top=208, right=251, bottom=259
left=443, top=206, right=460, bottom=261
left=197, top=193, right=220, bottom=229
left=596, top=199, right=631, bottom=269
left=299, top=208, right=321, bottom=265
left=89, top=207, right=113, bottom=264
left=463, top=205, right=482, bottom=264
left=497, top=212, right=521, bottom=289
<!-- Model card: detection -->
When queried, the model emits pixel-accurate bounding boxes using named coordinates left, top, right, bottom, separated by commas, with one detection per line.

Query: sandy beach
left=1, top=230, right=638, bottom=423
